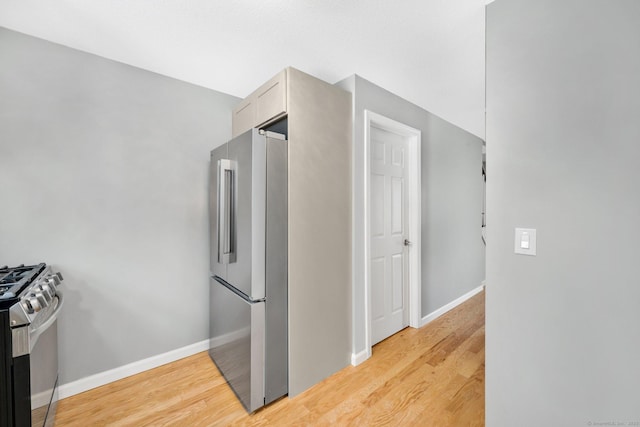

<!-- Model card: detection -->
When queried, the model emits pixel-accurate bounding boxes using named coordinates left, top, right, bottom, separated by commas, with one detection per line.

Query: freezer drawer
left=209, top=278, right=265, bottom=412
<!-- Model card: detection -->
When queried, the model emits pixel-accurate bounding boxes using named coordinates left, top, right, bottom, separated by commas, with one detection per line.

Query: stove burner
left=0, top=263, right=46, bottom=300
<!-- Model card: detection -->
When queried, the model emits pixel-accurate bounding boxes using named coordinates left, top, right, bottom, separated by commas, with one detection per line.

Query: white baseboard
left=58, top=339, right=210, bottom=399
left=351, top=348, right=371, bottom=366
left=32, top=389, right=53, bottom=408
left=420, top=284, right=485, bottom=327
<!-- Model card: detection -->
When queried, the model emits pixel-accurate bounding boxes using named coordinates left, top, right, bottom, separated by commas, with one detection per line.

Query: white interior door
left=370, top=125, right=410, bottom=345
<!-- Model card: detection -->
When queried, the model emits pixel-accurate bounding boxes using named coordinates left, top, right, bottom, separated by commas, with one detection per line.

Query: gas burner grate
left=0, top=263, right=46, bottom=300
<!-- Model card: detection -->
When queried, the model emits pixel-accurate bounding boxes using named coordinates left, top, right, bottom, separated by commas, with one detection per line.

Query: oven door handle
left=29, top=290, right=64, bottom=353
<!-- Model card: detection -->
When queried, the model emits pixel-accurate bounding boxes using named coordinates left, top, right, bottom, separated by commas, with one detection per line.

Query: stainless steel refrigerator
left=208, top=128, right=288, bottom=412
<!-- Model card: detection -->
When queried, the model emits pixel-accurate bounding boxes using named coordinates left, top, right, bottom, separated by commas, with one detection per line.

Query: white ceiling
left=0, top=0, right=486, bottom=138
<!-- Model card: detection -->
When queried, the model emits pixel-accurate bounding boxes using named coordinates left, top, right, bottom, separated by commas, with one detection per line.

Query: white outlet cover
left=515, top=228, right=536, bottom=256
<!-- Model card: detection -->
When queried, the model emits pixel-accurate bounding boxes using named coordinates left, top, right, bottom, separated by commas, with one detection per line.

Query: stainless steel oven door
left=29, top=291, right=63, bottom=427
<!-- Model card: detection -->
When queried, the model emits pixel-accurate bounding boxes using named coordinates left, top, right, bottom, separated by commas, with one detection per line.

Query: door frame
left=363, top=110, right=421, bottom=357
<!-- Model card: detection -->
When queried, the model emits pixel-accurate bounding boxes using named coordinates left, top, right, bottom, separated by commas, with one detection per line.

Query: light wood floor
left=56, top=291, right=484, bottom=426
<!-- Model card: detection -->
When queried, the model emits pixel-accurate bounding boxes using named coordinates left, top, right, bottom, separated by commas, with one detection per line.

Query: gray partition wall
left=336, top=75, right=485, bottom=360
left=486, top=1, right=640, bottom=425
left=0, top=27, right=240, bottom=386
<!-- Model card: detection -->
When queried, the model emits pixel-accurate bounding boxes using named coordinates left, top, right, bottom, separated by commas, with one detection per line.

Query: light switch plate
left=515, top=228, right=536, bottom=255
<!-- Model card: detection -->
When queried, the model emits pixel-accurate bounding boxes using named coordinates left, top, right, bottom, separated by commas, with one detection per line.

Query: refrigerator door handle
left=217, top=159, right=236, bottom=264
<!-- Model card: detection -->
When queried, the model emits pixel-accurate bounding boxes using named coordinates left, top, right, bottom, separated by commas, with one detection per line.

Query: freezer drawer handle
left=217, top=159, right=236, bottom=263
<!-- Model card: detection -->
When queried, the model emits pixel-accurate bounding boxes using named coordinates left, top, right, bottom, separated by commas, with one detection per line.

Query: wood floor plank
left=55, top=291, right=485, bottom=426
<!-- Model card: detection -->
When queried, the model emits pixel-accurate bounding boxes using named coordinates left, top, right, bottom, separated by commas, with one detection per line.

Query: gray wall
left=0, top=28, right=239, bottom=384
left=336, top=75, right=485, bottom=357
left=486, top=1, right=640, bottom=425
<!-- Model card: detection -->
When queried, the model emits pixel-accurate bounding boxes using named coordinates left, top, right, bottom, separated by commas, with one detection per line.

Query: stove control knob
left=44, top=276, right=59, bottom=288
left=35, top=284, right=53, bottom=302
left=41, top=283, right=55, bottom=298
left=32, top=291, right=48, bottom=310
left=21, top=300, right=35, bottom=314
left=28, top=295, right=42, bottom=312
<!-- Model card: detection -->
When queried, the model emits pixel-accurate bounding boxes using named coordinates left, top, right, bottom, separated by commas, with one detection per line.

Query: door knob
left=404, top=239, right=412, bottom=246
